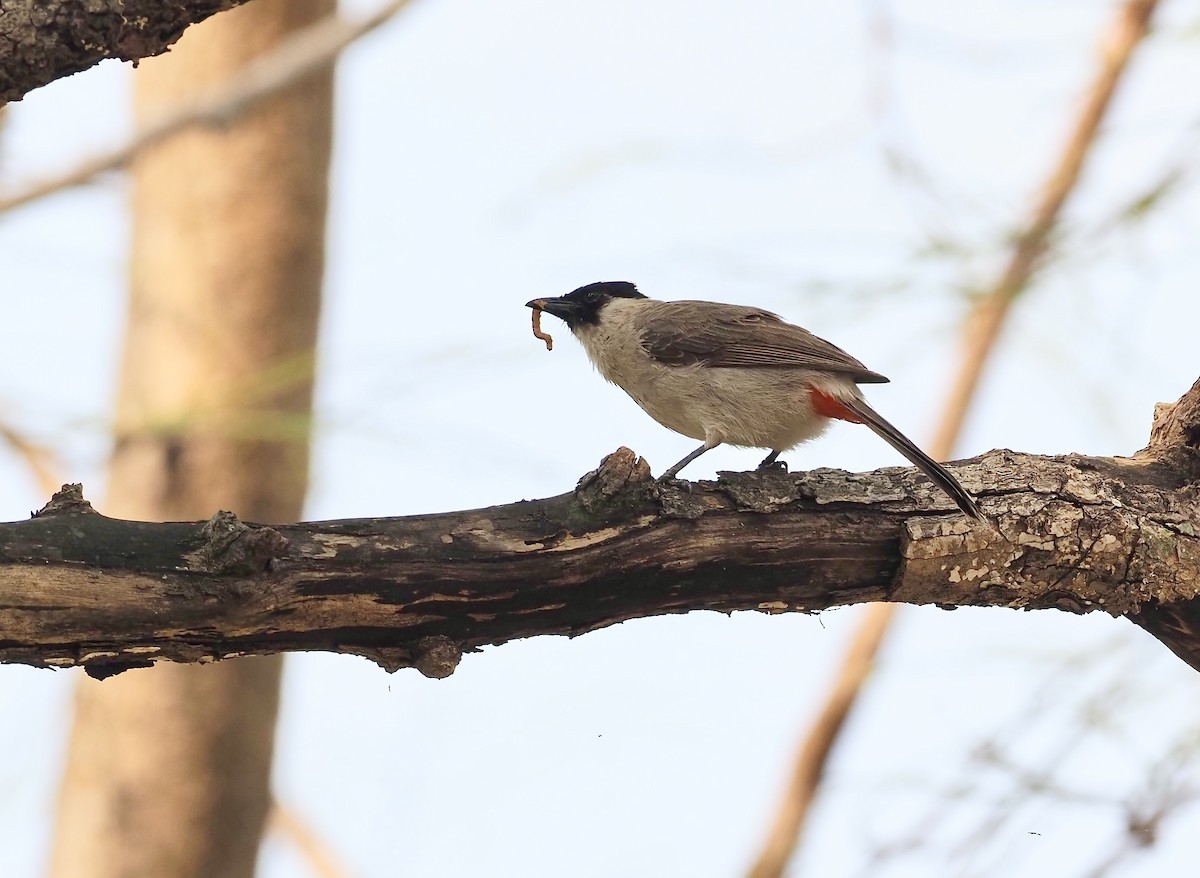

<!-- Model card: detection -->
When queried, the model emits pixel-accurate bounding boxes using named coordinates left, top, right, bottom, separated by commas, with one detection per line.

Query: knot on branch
left=197, top=510, right=288, bottom=575
left=413, top=635, right=462, bottom=679
left=33, top=483, right=96, bottom=518
left=346, top=636, right=463, bottom=677
left=575, top=447, right=651, bottom=511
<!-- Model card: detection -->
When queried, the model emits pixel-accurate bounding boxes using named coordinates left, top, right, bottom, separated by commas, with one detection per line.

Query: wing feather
left=637, top=301, right=889, bottom=384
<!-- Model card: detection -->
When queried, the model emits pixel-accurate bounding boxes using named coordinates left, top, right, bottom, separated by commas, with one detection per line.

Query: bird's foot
left=756, top=456, right=787, bottom=473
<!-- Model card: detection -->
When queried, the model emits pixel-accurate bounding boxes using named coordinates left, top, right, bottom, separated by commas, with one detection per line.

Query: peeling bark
left=0, top=0, right=250, bottom=105
left=4, top=435, right=1200, bottom=679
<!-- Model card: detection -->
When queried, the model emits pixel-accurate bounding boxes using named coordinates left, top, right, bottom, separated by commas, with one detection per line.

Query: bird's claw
left=756, top=459, right=788, bottom=473
left=655, top=474, right=695, bottom=493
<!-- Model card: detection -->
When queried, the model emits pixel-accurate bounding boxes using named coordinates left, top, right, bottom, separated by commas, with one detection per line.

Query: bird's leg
left=756, top=450, right=787, bottom=472
left=659, top=442, right=715, bottom=481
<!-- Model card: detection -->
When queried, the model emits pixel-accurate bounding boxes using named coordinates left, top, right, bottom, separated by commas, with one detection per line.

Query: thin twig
left=746, top=604, right=894, bottom=878
left=928, top=0, right=1160, bottom=455
left=858, top=645, right=1136, bottom=875
left=0, top=420, right=63, bottom=497
left=269, top=800, right=356, bottom=878
left=744, top=2, right=1161, bottom=876
left=0, top=0, right=414, bottom=216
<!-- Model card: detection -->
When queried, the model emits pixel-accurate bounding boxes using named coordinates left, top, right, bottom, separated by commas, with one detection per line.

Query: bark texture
left=1126, top=376, right=1200, bottom=674
left=0, top=0, right=253, bottom=105
left=4, top=430, right=1200, bottom=678
left=45, top=0, right=332, bottom=876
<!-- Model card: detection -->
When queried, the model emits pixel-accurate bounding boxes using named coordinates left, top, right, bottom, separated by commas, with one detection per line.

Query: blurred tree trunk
left=45, top=0, right=333, bottom=875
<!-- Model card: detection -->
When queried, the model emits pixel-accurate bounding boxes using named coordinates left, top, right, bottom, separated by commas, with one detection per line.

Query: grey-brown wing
left=637, top=300, right=889, bottom=384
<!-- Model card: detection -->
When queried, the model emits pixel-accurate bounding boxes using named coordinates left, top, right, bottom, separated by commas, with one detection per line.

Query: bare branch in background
left=857, top=651, right=1200, bottom=877
left=0, top=419, right=63, bottom=497
left=270, top=802, right=356, bottom=878
left=930, top=0, right=1162, bottom=453
left=745, top=2, right=1162, bottom=876
left=0, top=0, right=413, bottom=216
left=746, top=607, right=893, bottom=878
left=1080, top=735, right=1200, bottom=878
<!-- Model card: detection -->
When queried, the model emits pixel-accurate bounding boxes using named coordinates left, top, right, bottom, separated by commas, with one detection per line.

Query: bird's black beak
left=526, top=296, right=580, bottom=324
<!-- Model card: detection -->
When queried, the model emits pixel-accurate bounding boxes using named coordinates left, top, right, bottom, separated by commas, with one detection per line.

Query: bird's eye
left=585, top=290, right=602, bottom=304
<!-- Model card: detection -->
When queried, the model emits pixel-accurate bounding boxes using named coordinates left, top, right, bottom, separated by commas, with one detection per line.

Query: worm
left=530, top=303, right=553, bottom=351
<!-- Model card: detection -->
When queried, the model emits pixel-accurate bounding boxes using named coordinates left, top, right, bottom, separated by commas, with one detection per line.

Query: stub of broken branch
left=1146, top=377, right=1200, bottom=457
left=33, top=483, right=96, bottom=518
left=575, top=446, right=652, bottom=510
left=196, top=511, right=289, bottom=575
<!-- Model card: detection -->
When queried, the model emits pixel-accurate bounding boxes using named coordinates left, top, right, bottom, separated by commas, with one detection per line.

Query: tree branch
left=0, top=0, right=251, bottom=106
left=4, top=410, right=1200, bottom=680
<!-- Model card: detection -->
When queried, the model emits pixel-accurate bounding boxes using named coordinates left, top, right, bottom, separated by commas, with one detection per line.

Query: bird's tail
left=840, top=396, right=986, bottom=524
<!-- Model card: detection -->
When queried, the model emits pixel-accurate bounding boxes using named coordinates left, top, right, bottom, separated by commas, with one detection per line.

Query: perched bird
left=527, top=281, right=985, bottom=523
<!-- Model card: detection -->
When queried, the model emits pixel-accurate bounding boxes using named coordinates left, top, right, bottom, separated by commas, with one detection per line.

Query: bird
left=526, top=280, right=985, bottom=523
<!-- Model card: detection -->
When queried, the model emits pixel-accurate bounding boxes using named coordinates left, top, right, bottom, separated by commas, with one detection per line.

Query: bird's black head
left=526, top=281, right=645, bottom=330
